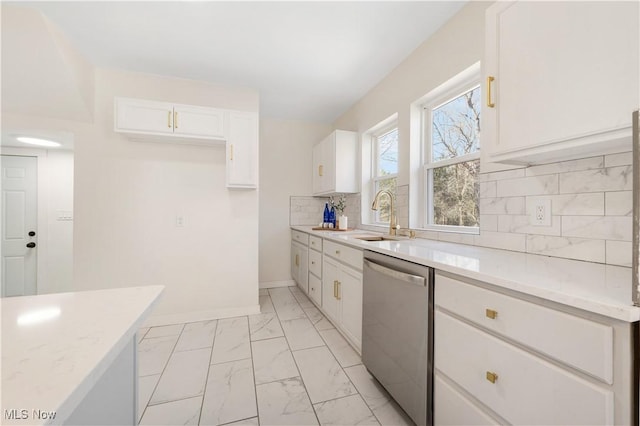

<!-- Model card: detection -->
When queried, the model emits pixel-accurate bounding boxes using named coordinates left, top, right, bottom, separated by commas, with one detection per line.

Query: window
left=422, top=69, right=480, bottom=231
left=372, top=125, right=398, bottom=223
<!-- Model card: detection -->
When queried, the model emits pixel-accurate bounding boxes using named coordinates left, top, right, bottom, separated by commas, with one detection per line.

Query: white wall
left=333, top=1, right=491, bottom=187
left=3, top=68, right=261, bottom=325
left=44, top=150, right=74, bottom=294
left=259, top=119, right=331, bottom=285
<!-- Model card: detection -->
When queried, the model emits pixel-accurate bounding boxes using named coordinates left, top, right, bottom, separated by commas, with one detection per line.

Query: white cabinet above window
left=312, top=130, right=358, bottom=196
left=483, top=1, right=639, bottom=165
left=114, top=97, right=226, bottom=143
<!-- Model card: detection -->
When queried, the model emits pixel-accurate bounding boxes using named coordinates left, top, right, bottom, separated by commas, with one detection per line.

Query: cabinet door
left=434, top=374, right=501, bottom=426
left=484, top=1, right=639, bottom=164
left=322, top=256, right=340, bottom=323
left=321, top=134, right=336, bottom=193
left=339, top=266, right=363, bottom=350
left=299, top=245, right=309, bottom=294
left=309, top=273, right=322, bottom=306
left=291, top=243, right=299, bottom=284
left=115, top=98, right=175, bottom=135
left=173, top=104, right=225, bottom=139
left=312, top=143, right=323, bottom=195
left=226, top=111, right=258, bottom=189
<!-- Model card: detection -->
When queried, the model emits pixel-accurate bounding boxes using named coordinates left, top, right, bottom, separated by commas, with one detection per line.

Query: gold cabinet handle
left=230, top=144, right=234, bottom=161
left=295, top=254, right=299, bottom=267
left=311, top=261, right=315, bottom=265
left=174, top=111, right=178, bottom=128
left=319, top=165, right=323, bottom=176
left=336, top=281, right=341, bottom=300
left=485, top=309, right=498, bottom=320
left=487, top=76, right=495, bottom=108
left=486, top=371, right=498, bottom=384
left=335, top=250, right=340, bottom=255
left=333, top=280, right=338, bottom=298
left=168, top=111, right=172, bottom=128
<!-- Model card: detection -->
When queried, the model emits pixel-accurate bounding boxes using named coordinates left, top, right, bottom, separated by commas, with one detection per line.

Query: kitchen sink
left=355, top=235, right=400, bottom=242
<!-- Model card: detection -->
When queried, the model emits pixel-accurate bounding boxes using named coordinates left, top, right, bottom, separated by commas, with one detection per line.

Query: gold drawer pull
left=295, top=254, right=299, bottom=266
left=486, top=371, right=498, bottom=384
left=319, top=165, right=323, bottom=176
left=333, top=280, right=338, bottom=298
left=335, top=250, right=340, bottom=255
left=174, top=111, right=179, bottom=128
left=336, top=281, right=341, bottom=300
left=485, top=309, right=498, bottom=319
left=311, top=261, right=315, bottom=265
left=487, top=76, right=495, bottom=108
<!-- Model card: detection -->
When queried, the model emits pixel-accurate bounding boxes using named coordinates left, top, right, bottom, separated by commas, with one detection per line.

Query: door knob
left=28, top=231, right=36, bottom=237
left=26, top=242, right=36, bottom=248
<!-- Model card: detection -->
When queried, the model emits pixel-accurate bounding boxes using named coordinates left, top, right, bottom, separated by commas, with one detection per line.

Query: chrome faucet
left=371, top=190, right=398, bottom=236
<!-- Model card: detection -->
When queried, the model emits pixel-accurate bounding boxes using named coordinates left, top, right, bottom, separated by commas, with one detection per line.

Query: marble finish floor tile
left=137, top=374, right=160, bottom=422
left=269, top=288, right=307, bottom=320
left=211, top=317, right=251, bottom=364
left=222, top=417, right=259, bottom=425
left=249, top=313, right=284, bottom=341
left=319, top=328, right=361, bottom=367
left=281, top=317, right=325, bottom=351
left=139, top=396, right=202, bottom=425
left=252, top=337, right=299, bottom=385
left=200, top=358, right=257, bottom=426
left=138, top=328, right=150, bottom=343
left=259, top=295, right=275, bottom=313
left=314, top=394, right=379, bottom=426
left=145, top=323, right=185, bottom=338
left=344, top=364, right=413, bottom=426
left=256, top=377, right=318, bottom=426
left=138, top=335, right=179, bottom=377
left=150, top=347, right=211, bottom=404
left=293, top=346, right=358, bottom=403
left=174, top=320, right=217, bottom=352
left=303, top=306, right=335, bottom=331
left=290, top=287, right=315, bottom=308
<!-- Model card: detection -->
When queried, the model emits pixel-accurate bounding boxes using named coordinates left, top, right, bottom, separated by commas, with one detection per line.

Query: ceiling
left=21, top=1, right=466, bottom=123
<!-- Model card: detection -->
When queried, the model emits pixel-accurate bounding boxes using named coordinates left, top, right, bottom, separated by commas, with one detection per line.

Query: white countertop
left=292, top=226, right=640, bottom=322
left=1, top=285, right=164, bottom=425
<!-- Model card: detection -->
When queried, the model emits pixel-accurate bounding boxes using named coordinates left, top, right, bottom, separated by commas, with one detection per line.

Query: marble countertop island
left=292, top=225, right=640, bottom=322
left=1, top=285, right=164, bottom=425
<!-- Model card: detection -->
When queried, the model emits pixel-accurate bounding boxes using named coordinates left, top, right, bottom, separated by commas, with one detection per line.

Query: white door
left=1, top=155, right=38, bottom=296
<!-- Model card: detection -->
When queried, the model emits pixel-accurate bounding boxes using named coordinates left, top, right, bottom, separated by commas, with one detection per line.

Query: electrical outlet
left=531, top=198, right=551, bottom=226
left=176, top=215, right=185, bottom=227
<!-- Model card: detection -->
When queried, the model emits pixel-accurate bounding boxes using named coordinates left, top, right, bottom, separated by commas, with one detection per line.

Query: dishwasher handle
left=364, top=259, right=426, bottom=287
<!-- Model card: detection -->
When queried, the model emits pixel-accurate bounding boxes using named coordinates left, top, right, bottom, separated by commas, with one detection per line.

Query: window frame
left=371, top=123, right=398, bottom=225
left=421, top=70, right=481, bottom=233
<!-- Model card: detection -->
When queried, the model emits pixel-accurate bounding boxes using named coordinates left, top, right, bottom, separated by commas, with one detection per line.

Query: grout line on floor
left=196, top=318, right=219, bottom=425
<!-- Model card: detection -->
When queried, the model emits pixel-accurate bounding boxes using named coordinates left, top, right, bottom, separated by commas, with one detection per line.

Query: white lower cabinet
left=322, top=242, right=363, bottom=351
left=308, top=273, right=322, bottom=306
left=290, top=240, right=308, bottom=293
left=434, top=271, right=635, bottom=425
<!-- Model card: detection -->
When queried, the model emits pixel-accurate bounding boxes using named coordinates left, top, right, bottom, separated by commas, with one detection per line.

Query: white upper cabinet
left=114, top=97, right=226, bottom=143
left=226, top=111, right=258, bottom=189
left=483, top=1, right=639, bottom=165
left=312, top=130, right=358, bottom=196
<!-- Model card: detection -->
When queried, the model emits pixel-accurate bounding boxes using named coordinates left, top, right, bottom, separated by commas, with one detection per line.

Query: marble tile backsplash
left=290, top=195, right=361, bottom=229
left=401, top=153, right=632, bottom=266
left=291, top=152, right=632, bottom=266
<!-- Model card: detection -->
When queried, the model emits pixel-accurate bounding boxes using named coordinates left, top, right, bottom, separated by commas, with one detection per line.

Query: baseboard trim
left=259, top=280, right=295, bottom=289
left=142, top=304, right=261, bottom=327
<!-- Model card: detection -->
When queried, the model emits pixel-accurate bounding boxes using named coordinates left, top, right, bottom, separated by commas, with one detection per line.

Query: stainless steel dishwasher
left=362, top=250, right=433, bottom=426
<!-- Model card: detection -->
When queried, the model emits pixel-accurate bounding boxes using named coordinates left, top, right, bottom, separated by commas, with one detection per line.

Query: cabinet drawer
left=435, top=273, right=613, bottom=384
left=435, top=310, right=614, bottom=425
left=309, top=249, right=322, bottom=278
left=291, top=230, right=309, bottom=246
left=435, top=374, right=500, bottom=426
left=309, top=235, right=323, bottom=252
left=309, top=273, right=322, bottom=306
left=323, top=240, right=362, bottom=271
